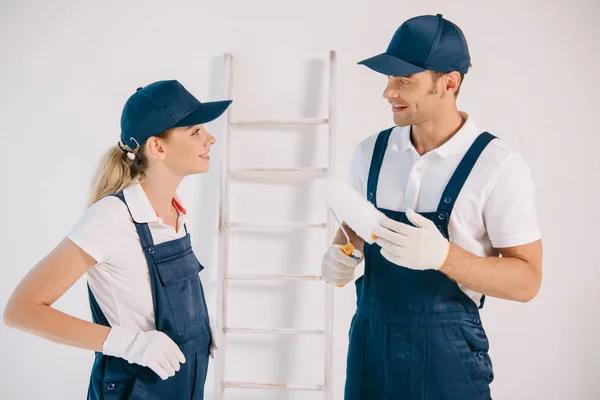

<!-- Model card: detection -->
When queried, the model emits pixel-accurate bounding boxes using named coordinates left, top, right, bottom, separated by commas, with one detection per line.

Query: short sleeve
left=348, top=139, right=372, bottom=196
left=67, top=198, right=121, bottom=263
left=483, top=152, right=541, bottom=248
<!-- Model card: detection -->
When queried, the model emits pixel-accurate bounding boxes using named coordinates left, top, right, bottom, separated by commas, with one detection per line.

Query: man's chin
left=393, top=116, right=411, bottom=127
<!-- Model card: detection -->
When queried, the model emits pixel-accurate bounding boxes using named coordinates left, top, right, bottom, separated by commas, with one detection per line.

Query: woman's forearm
left=4, top=301, right=111, bottom=352
left=4, top=300, right=111, bottom=352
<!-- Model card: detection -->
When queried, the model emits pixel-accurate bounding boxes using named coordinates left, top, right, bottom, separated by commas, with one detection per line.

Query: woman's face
left=147, top=124, right=216, bottom=176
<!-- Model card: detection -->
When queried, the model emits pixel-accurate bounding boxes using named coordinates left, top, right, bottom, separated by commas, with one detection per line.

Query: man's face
left=383, top=71, right=444, bottom=127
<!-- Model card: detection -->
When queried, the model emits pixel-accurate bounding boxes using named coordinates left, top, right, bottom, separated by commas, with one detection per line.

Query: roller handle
left=336, top=242, right=356, bottom=288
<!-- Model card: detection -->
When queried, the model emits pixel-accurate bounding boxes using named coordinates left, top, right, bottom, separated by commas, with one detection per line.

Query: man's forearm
left=333, top=223, right=365, bottom=260
left=439, top=241, right=542, bottom=303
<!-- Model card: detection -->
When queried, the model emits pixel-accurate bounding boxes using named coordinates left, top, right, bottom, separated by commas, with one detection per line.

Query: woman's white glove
left=373, top=209, right=449, bottom=271
left=102, top=326, right=186, bottom=380
left=209, top=316, right=218, bottom=359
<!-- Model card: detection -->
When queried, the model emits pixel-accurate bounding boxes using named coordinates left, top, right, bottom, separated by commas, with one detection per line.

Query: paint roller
left=322, top=178, right=386, bottom=286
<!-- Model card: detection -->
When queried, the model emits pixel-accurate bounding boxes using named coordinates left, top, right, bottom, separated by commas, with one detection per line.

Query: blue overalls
left=344, top=129, right=496, bottom=400
left=87, top=191, right=212, bottom=400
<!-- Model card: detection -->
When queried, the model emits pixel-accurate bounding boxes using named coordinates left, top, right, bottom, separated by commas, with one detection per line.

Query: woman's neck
left=140, top=170, right=183, bottom=220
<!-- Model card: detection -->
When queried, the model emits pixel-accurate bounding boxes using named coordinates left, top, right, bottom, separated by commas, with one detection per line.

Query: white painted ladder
left=216, top=51, right=338, bottom=400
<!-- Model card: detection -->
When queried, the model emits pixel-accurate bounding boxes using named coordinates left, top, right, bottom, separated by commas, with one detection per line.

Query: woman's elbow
left=3, top=301, right=20, bottom=328
left=3, top=296, right=33, bottom=329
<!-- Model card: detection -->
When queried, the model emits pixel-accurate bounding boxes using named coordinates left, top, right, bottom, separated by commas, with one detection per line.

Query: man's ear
left=444, top=71, right=461, bottom=96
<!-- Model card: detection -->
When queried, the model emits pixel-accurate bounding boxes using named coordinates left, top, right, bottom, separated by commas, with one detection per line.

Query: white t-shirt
left=348, top=113, right=541, bottom=305
left=67, top=183, right=189, bottom=332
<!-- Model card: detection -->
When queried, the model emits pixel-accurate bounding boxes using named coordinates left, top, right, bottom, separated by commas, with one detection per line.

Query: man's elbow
left=517, top=286, right=540, bottom=303
left=517, top=267, right=542, bottom=303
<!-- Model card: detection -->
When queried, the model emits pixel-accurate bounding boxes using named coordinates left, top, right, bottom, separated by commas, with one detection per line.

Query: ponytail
left=87, top=129, right=173, bottom=207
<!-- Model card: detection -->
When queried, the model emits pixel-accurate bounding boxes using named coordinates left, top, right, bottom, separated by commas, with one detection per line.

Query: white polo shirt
left=67, top=183, right=189, bottom=332
left=348, top=112, right=541, bottom=305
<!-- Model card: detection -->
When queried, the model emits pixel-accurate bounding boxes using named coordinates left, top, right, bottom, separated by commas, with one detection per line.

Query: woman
left=3, top=79, right=232, bottom=399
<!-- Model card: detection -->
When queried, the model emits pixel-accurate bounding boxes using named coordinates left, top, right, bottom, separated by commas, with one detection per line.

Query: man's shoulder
left=354, top=126, right=399, bottom=153
left=481, top=134, right=529, bottom=167
left=472, top=133, right=534, bottom=185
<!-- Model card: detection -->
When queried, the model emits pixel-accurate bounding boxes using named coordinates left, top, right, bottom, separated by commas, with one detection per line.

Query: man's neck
left=411, top=110, right=466, bottom=156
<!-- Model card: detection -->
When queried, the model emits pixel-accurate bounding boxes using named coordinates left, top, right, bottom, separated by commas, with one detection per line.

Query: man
left=320, top=14, right=542, bottom=400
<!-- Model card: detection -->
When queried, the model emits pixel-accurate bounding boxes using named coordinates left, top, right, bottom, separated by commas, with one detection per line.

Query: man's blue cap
left=358, top=14, right=470, bottom=77
left=120, top=80, right=232, bottom=150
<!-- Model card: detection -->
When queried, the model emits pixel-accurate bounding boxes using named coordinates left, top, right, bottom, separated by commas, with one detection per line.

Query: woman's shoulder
left=68, top=194, right=132, bottom=263
left=74, top=194, right=133, bottom=235
left=87, top=194, right=130, bottom=219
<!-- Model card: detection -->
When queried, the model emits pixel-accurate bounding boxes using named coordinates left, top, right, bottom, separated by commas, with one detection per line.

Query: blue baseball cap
left=120, top=80, right=232, bottom=150
left=358, top=14, right=470, bottom=77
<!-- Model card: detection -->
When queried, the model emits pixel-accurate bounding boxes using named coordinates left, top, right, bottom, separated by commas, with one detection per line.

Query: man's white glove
left=321, top=244, right=362, bottom=285
left=209, top=316, right=218, bottom=359
left=102, top=326, right=186, bottom=380
left=373, top=209, right=449, bottom=271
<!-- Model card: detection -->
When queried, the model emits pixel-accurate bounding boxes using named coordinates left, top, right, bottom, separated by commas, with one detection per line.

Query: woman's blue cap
left=120, top=80, right=232, bottom=150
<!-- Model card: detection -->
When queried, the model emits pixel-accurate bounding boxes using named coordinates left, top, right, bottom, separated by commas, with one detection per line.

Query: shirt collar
left=397, top=125, right=413, bottom=152
left=395, top=112, right=481, bottom=159
left=123, top=182, right=187, bottom=224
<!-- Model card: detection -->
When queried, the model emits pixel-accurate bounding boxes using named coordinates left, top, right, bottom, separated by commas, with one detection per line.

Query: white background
left=1, top=0, right=599, bottom=399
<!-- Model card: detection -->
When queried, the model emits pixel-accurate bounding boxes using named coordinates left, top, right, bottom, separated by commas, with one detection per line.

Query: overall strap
left=111, top=191, right=155, bottom=248
left=366, top=127, right=395, bottom=207
left=436, top=132, right=497, bottom=217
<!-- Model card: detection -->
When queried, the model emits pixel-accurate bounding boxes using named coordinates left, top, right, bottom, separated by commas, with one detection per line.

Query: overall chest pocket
left=154, top=249, right=208, bottom=339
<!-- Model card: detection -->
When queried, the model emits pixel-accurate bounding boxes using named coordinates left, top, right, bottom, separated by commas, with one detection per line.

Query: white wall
left=1, top=0, right=599, bottom=399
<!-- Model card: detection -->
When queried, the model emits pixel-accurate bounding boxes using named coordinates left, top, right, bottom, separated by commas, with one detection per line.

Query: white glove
left=102, top=326, right=186, bottom=380
left=321, top=244, right=362, bottom=285
left=209, top=316, right=218, bottom=359
left=373, top=209, right=449, bottom=271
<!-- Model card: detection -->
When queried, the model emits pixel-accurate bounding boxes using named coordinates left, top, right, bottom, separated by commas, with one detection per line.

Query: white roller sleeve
left=322, top=178, right=385, bottom=244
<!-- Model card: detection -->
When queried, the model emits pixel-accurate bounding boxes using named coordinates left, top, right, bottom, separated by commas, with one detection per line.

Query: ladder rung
left=229, top=167, right=328, bottom=182
left=225, top=327, right=325, bottom=335
left=227, top=274, right=323, bottom=281
left=229, top=118, right=328, bottom=126
left=227, top=222, right=327, bottom=229
left=222, top=381, right=325, bottom=391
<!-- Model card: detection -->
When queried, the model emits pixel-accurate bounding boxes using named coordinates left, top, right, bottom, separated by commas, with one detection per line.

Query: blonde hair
left=88, top=129, right=173, bottom=206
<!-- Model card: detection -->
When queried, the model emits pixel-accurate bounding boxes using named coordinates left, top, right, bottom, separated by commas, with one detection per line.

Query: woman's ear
left=145, top=137, right=167, bottom=160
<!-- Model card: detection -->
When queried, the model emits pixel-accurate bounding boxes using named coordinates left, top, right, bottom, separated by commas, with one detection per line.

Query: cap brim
left=174, top=100, right=232, bottom=127
left=358, top=53, right=426, bottom=77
